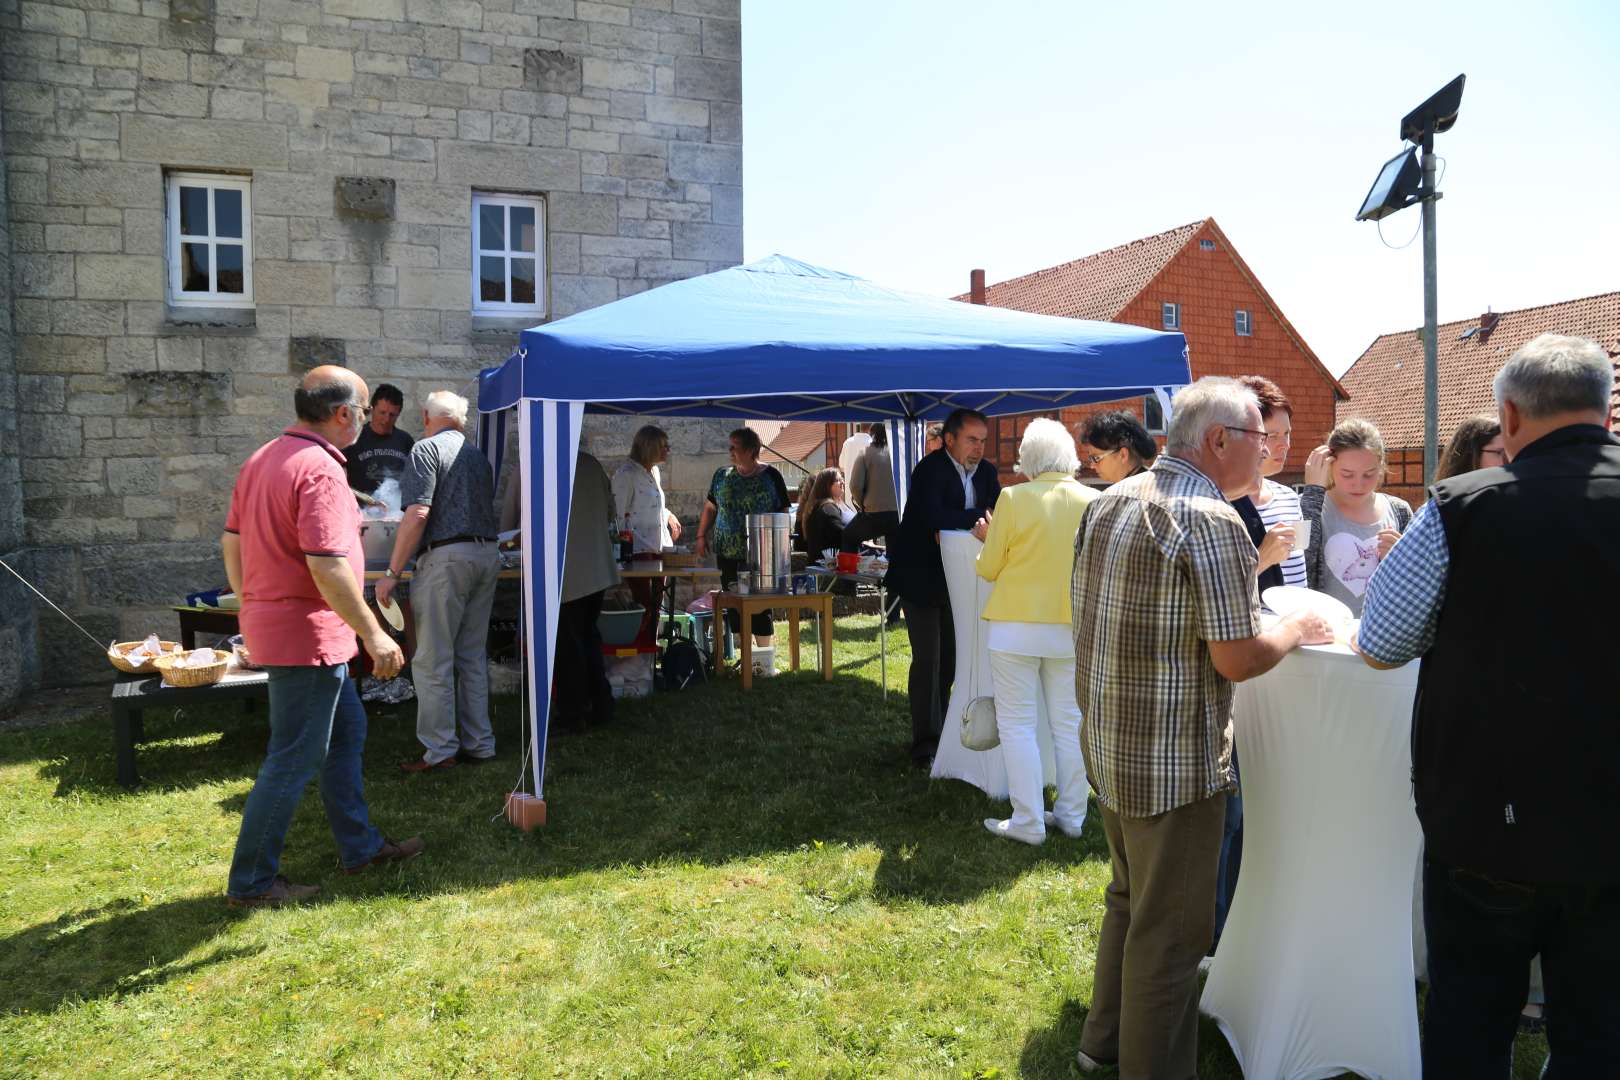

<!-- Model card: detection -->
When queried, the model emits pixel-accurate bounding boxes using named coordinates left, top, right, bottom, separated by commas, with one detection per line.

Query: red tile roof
left=1338, top=292, right=1620, bottom=446
left=765, top=421, right=827, bottom=466
left=954, top=221, right=1204, bottom=320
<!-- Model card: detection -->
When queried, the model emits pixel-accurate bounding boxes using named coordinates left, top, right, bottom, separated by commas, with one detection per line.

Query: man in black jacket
left=885, top=408, right=1000, bottom=766
left=1356, top=333, right=1620, bottom=1078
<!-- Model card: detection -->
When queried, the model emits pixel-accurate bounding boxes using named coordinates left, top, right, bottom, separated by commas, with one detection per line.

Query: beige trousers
left=410, top=541, right=500, bottom=764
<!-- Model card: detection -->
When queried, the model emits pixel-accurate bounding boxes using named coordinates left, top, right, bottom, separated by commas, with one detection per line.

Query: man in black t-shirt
left=344, top=383, right=415, bottom=495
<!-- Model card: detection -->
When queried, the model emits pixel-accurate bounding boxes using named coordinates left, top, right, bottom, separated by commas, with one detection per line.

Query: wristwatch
left=384, top=567, right=399, bottom=579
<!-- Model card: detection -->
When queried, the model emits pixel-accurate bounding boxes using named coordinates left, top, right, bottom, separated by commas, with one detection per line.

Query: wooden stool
left=710, top=590, right=834, bottom=690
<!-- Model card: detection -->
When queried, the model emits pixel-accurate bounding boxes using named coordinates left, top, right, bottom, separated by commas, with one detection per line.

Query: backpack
left=660, top=636, right=706, bottom=691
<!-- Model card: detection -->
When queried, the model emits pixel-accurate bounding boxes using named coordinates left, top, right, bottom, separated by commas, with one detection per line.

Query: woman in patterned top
left=696, top=427, right=791, bottom=647
left=1236, top=375, right=1307, bottom=589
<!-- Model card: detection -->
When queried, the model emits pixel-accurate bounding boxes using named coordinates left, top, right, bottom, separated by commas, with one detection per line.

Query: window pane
left=511, top=258, right=536, bottom=304
left=214, top=189, right=243, bottom=239
left=510, top=206, right=536, bottom=253
left=182, top=243, right=210, bottom=292
left=480, top=256, right=506, bottom=303
left=479, top=204, right=504, bottom=252
left=217, top=245, right=244, bottom=293
left=179, top=187, right=208, bottom=237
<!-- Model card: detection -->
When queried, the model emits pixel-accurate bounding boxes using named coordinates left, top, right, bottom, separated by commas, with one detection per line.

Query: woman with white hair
left=974, top=417, right=1097, bottom=844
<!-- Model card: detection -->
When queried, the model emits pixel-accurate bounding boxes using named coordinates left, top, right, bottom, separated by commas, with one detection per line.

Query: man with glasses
left=1070, top=377, right=1331, bottom=1076
left=343, top=382, right=415, bottom=497
left=222, top=366, right=419, bottom=909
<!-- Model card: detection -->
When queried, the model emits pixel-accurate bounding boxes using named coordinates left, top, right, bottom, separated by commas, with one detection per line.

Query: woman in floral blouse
left=696, top=427, right=791, bottom=647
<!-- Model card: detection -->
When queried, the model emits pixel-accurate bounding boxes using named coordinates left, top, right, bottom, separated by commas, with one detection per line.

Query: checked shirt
left=1071, top=455, right=1261, bottom=818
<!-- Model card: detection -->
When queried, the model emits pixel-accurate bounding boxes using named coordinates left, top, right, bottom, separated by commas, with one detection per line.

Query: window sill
left=165, top=306, right=256, bottom=332
left=470, top=313, right=546, bottom=340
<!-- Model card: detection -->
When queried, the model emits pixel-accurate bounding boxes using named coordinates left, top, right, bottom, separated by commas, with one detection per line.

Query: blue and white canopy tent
left=476, top=255, right=1189, bottom=802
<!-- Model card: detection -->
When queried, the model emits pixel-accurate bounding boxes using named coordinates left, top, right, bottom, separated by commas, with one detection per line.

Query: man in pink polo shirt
left=222, top=365, right=422, bottom=908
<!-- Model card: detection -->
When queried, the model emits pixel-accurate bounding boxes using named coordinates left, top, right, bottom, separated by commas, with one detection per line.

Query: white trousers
left=989, top=649, right=1088, bottom=835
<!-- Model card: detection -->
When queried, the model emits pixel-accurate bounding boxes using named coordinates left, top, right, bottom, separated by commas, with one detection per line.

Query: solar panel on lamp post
left=1356, top=74, right=1466, bottom=490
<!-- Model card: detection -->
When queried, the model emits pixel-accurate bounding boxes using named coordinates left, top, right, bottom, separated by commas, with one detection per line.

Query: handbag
left=959, top=575, right=1000, bottom=751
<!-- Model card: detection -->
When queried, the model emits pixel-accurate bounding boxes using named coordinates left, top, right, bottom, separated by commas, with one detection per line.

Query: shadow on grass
left=0, top=896, right=262, bottom=1014
left=0, top=640, right=1113, bottom=1013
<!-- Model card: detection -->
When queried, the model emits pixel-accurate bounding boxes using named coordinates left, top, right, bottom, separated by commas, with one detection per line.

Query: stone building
left=0, top=0, right=743, bottom=707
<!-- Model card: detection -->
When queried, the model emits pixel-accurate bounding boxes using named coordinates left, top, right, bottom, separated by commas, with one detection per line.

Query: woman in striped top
left=1239, top=375, right=1307, bottom=588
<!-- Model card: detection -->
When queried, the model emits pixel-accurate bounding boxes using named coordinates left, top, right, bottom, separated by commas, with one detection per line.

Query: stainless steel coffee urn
left=746, top=512, right=792, bottom=593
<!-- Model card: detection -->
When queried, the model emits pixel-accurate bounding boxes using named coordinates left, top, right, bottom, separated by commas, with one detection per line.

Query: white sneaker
left=1075, top=1048, right=1113, bottom=1072
left=983, top=817, right=1044, bottom=845
left=1044, top=810, right=1086, bottom=839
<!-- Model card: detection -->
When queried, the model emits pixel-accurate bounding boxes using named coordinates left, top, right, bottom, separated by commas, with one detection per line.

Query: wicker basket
left=152, top=650, right=230, bottom=687
left=108, top=640, right=182, bottom=675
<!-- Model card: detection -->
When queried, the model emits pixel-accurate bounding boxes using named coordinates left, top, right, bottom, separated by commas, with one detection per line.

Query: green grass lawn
left=0, top=614, right=1548, bottom=1078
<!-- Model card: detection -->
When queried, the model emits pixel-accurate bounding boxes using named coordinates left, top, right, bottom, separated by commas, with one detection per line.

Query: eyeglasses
left=1223, top=425, right=1268, bottom=441
left=1083, top=448, right=1120, bottom=466
left=1479, top=447, right=1507, bottom=461
left=348, top=402, right=373, bottom=418
left=1264, top=429, right=1293, bottom=443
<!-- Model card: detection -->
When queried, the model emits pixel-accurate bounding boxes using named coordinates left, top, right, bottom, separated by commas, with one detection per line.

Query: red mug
left=836, top=552, right=860, bottom=573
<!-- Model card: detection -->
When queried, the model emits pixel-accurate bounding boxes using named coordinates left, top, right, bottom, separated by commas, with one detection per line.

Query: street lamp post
left=1355, top=74, right=1465, bottom=490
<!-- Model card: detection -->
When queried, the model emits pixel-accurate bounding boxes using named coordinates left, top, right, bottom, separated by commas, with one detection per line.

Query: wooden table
left=711, top=589, right=834, bottom=690
left=617, top=561, right=722, bottom=644
left=111, top=666, right=269, bottom=788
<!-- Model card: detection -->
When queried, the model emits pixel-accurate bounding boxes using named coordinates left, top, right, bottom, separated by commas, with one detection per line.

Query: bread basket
left=151, top=649, right=230, bottom=688
left=108, top=640, right=182, bottom=675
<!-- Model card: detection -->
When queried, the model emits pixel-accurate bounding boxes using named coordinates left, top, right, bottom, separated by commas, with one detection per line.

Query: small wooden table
left=711, top=589, right=834, bottom=690
left=111, top=667, right=270, bottom=788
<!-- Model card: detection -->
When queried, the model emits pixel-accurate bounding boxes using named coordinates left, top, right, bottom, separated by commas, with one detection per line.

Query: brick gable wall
left=984, top=225, right=1340, bottom=485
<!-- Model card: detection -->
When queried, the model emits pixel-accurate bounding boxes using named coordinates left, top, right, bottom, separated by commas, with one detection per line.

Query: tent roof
left=479, top=254, right=1190, bottom=421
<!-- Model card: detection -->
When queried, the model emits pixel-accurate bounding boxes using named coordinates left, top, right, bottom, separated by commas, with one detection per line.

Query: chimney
left=969, top=268, right=986, bottom=305
left=1478, top=308, right=1501, bottom=343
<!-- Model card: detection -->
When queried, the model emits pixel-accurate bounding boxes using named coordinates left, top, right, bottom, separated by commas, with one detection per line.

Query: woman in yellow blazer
left=975, top=418, right=1097, bottom=845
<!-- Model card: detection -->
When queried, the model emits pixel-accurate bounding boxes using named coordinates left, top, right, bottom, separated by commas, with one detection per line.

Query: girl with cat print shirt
left=1298, top=418, right=1413, bottom=618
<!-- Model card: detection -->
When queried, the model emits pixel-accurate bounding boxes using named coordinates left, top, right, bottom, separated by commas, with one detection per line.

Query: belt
left=426, top=535, right=495, bottom=551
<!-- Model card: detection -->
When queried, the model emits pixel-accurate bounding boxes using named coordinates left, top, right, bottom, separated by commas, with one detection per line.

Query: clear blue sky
left=740, top=0, right=1620, bottom=376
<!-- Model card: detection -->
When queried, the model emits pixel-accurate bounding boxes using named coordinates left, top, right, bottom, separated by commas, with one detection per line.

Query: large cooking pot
left=746, top=512, right=792, bottom=593
left=360, top=518, right=401, bottom=563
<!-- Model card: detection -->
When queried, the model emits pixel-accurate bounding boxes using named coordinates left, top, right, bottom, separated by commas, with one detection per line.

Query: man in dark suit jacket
left=885, top=408, right=1000, bottom=766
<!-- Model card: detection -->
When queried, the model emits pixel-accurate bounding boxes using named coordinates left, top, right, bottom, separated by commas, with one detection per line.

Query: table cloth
left=930, top=531, right=1055, bottom=798
left=1200, top=635, right=1421, bottom=1079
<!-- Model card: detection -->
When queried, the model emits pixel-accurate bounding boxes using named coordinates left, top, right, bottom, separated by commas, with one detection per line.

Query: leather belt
left=426, top=535, right=495, bottom=550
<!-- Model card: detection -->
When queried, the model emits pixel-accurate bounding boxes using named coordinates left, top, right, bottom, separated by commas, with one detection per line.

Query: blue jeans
left=227, top=664, right=384, bottom=897
left=1422, top=856, right=1620, bottom=1078
left=1212, top=760, right=1243, bottom=947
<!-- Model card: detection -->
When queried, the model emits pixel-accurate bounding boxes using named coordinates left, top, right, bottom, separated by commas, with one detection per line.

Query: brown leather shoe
left=343, top=835, right=425, bottom=875
left=226, top=875, right=320, bottom=909
left=400, top=755, right=456, bottom=774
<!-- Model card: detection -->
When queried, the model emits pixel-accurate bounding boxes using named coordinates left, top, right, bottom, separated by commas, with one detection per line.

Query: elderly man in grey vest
left=376, top=390, right=502, bottom=772
left=1357, top=333, right=1620, bottom=1078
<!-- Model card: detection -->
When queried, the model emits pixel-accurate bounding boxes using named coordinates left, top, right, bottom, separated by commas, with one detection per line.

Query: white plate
left=377, top=595, right=405, bottom=632
left=1261, top=585, right=1353, bottom=626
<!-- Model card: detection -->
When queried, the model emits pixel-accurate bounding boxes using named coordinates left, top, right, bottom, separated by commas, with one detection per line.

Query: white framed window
left=472, top=192, right=546, bottom=317
left=166, top=172, right=252, bottom=307
left=1143, top=394, right=1167, bottom=434
left=1235, top=309, right=1252, bottom=336
left=1162, top=302, right=1180, bottom=330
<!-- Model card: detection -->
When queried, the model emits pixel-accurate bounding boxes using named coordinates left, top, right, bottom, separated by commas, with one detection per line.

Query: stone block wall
left=1, top=0, right=743, bottom=686
left=0, top=108, right=44, bottom=714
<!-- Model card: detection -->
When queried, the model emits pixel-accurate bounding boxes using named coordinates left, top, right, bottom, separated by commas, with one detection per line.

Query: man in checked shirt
left=1070, top=377, right=1332, bottom=1077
